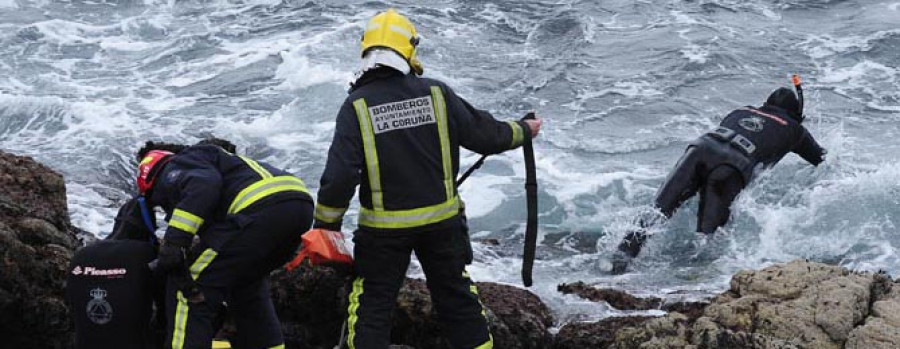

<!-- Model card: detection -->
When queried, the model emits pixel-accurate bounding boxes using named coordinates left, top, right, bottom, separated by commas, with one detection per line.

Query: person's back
left=718, top=88, right=824, bottom=168
left=314, top=9, right=541, bottom=349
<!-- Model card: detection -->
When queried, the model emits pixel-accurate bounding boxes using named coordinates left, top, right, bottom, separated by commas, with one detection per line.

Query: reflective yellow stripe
left=464, top=270, right=491, bottom=320
left=347, top=277, right=365, bottom=349
left=507, top=120, right=524, bottom=148
left=172, top=291, right=190, bottom=349
left=228, top=176, right=309, bottom=214
left=238, top=155, right=273, bottom=179
left=353, top=98, right=384, bottom=210
left=211, top=340, right=231, bottom=349
left=315, top=203, right=348, bottom=223
left=169, top=209, right=204, bottom=235
left=359, top=197, right=460, bottom=229
left=189, top=248, right=217, bottom=280
left=269, top=345, right=285, bottom=349
left=475, top=335, right=494, bottom=349
left=431, top=86, right=454, bottom=201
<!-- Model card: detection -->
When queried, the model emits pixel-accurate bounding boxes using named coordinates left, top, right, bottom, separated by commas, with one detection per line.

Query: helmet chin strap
left=792, top=74, right=804, bottom=121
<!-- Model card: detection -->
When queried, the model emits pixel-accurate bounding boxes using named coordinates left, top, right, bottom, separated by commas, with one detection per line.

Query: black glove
left=157, top=242, right=188, bottom=272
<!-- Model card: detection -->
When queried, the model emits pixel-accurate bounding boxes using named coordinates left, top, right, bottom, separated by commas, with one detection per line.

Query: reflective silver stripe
left=189, top=248, right=217, bottom=280
left=359, top=197, right=460, bottom=229
left=315, top=204, right=348, bottom=223
left=430, top=86, right=454, bottom=202
left=228, top=176, right=308, bottom=214
left=507, top=120, right=524, bottom=148
left=353, top=98, right=384, bottom=210
left=169, top=209, right=203, bottom=235
left=238, top=155, right=272, bottom=179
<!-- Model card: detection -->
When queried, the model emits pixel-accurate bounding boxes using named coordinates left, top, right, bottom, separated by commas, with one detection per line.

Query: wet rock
left=392, top=279, right=554, bottom=349
left=554, top=316, right=654, bottom=349
left=661, top=300, right=709, bottom=323
left=270, top=264, right=351, bottom=349
left=271, top=268, right=553, bottom=349
left=691, top=260, right=887, bottom=349
left=845, top=274, right=900, bottom=349
left=611, top=312, right=694, bottom=349
left=558, top=281, right=662, bottom=310
left=0, top=150, right=76, bottom=348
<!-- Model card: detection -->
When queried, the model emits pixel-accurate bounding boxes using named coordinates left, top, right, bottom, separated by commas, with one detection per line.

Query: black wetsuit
left=618, top=105, right=825, bottom=259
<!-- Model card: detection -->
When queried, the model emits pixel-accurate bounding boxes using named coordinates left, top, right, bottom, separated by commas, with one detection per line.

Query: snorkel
left=792, top=74, right=805, bottom=122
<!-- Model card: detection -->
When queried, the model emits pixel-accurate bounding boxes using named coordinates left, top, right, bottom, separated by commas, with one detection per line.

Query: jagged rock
left=691, top=260, right=887, bottom=349
left=270, top=264, right=351, bottom=349
left=555, top=316, right=654, bottom=349
left=0, top=150, right=75, bottom=348
left=270, top=267, right=553, bottom=349
left=845, top=274, right=900, bottom=349
left=611, top=312, right=694, bottom=349
left=558, top=281, right=662, bottom=310
left=661, top=301, right=709, bottom=323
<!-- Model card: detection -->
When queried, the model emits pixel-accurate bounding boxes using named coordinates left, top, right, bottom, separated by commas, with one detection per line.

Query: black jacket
left=149, top=144, right=312, bottom=249
left=719, top=105, right=825, bottom=167
left=314, top=68, right=531, bottom=232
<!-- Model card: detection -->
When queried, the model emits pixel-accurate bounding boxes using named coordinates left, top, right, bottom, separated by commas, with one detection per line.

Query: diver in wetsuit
left=614, top=84, right=826, bottom=271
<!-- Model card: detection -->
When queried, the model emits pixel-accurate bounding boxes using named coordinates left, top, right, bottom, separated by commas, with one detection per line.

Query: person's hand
left=524, top=118, right=542, bottom=138
left=157, top=242, right=187, bottom=272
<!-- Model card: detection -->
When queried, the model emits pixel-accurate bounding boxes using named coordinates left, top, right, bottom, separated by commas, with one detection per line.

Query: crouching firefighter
left=314, top=9, right=542, bottom=349
left=614, top=77, right=826, bottom=272
left=134, top=141, right=314, bottom=349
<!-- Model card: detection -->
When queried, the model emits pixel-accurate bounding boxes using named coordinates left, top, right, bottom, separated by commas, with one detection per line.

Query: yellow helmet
left=361, top=9, right=423, bottom=75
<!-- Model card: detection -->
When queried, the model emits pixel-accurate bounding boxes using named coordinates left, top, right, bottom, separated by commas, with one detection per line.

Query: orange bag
left=285, top=229, right=353, bottom=271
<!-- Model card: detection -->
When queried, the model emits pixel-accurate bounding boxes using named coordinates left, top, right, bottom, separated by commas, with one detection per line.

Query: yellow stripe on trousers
left=172, top=291, right=190, bottom=349
left=347, top=277, right=365, bottom=349
left=464, top=270, right=494, bottom=349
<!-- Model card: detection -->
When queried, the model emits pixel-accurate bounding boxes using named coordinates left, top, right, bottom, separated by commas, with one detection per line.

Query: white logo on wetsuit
left=738, top=116, right=765, bottom=132
left=369, top=96, right=436, bottom=135
left=86, top=288, right=113, bottom=325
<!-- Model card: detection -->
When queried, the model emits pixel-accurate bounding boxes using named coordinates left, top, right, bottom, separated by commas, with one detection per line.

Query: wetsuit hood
left=764, top=87, right=802, bottom=122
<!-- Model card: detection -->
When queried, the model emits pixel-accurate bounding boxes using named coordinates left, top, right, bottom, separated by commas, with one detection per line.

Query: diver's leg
left=616, top=146, right=704, bottom=260
left=698, top=166, right=745, bottom=235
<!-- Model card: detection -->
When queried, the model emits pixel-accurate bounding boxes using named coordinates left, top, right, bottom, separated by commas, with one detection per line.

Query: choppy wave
left=1, top=0, right=899, bottom=321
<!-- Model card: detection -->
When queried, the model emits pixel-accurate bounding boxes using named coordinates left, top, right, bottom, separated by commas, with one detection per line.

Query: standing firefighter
left=135, top=141, right=314, bottom=349
left=615, top=80, right=826, bottom=271
left=315, top=9, right=542, bottom=349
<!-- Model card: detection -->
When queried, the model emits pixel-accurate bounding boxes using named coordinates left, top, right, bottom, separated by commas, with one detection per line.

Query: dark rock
left=661, top=300, right=710, bottom=323
left=0, top=150, right=76, bottom=348
left=477, top=282, right=554, bottom=348
left=0, top=151, right=71, bottom=232
left=554, top=316, right=654, bottom=349
left=558, top=281, right=662, bottom=310
left=271, top=267, right=554, bottom=349
left=270, top=264, right=352, bottom=349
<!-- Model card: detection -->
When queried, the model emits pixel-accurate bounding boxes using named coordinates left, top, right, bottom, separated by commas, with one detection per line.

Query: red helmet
left=137, top=150, right=173, bottom=195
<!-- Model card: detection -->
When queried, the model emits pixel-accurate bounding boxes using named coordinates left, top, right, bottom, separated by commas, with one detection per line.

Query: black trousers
left=655, top=138, right=747, bottom=234
left=346, top=224, right=492, bottom=349
left=166, top=198, right=314, bottom=349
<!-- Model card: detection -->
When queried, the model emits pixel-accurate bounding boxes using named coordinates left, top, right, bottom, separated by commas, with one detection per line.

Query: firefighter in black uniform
left=135, top=141, right=314, bottom=349
left=616, top=85, right=826, bottom=266
left=313, top=9, right=541, bottom=349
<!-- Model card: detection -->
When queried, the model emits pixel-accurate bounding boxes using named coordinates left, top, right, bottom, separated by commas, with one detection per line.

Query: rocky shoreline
left=2, top=149, right=899, bottom=348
